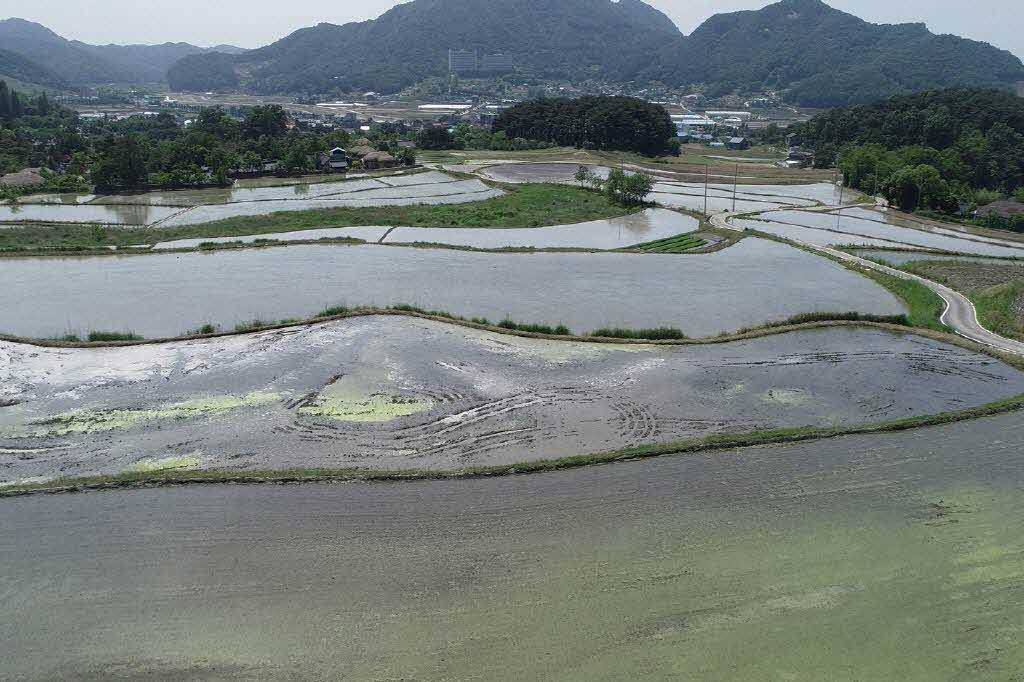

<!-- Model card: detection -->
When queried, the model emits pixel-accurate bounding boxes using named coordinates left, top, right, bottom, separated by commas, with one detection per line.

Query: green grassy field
left=630, top=233, right=708, bottom=253
left=0, top=184, right=634, bottom=253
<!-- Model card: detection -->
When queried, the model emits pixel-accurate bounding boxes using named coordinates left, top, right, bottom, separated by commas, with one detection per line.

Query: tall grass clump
left=589, top=327, right=687, bottom=340
left=86, top=330, right=143, bottom=342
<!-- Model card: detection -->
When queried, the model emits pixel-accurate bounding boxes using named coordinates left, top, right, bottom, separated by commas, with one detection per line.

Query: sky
left=0, top=0, right=1021, bottom=59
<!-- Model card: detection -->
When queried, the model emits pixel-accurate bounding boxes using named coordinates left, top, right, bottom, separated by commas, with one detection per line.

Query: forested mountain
left=642, top=0, right=1024, bottom=106
left=0, top=18, right=245, bottom=85
left=167, top=0, right=1024, bottom=105
left=168, top=0, right=683, bottom=93
left=0, top=49, right=66, bottom=90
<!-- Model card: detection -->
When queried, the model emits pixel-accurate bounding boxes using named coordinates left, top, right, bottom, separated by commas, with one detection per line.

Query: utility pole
left=836, top=172, right=844, bottom=230
left=704, top=164, right=709, bottom=216
left=732, top=163, right=739, bottom=213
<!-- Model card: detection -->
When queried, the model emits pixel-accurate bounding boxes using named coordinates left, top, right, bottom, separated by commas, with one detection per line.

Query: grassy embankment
left=895, top=259, right=1024, bottom=340
left=0, top=183, right=633, bottom=253
left=5, top=390, right=1024, bottom=497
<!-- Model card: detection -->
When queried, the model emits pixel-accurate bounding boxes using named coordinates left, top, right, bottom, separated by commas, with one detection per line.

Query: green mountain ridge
left=164, top=0, right=1024, bottom=106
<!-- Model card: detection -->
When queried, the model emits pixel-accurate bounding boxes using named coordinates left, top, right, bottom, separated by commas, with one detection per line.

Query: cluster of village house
left=315, top=137, right=416, bottom=172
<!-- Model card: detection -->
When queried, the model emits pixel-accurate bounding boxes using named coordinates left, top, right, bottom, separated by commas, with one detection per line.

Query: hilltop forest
left=797, top=88, right=1024, bottom=220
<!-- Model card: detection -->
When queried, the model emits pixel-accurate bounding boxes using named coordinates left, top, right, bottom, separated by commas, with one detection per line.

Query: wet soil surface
left=2, top=318, right=1022, bottom=482
left=2, top=411, right=1023, bottom=680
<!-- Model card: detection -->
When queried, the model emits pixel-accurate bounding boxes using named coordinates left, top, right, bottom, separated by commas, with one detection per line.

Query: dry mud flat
left=2, top=411, right=1023, bottom=680
left=3, top=317, right=1024, bottom=483
left=0, top=238, right=906, bottom=339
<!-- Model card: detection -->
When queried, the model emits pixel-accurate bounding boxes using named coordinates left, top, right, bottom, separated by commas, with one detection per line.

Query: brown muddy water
left=2, top=411, right=1023, bottom=680
left=0, top=238, right=905, bottom=339
left=2, top=317, right=1022, bottom=483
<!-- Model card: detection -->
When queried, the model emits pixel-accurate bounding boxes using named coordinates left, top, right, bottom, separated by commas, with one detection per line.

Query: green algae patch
left=298, top=392, right=434, bottom=423
left=317, top=483, right=1024, bottom=681
left=17, top=391, right=279, bottom=437
left=124, top=455, right=201, bottom=474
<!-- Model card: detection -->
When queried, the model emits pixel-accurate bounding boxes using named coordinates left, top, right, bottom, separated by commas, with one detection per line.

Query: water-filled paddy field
left=479, top=162, right=840, bottom=210
left=380, top=208, right=699, bottom=249
left=741, top=210, right=1024, bottom=258
left=2, top=172, right=501, bottom=227
left=2, top=317, right=1022, bottom=483
left=0, top=238, right=905, bottom=339
left=3, top=405, right=1023, bottom=679
left=149, top=208, right=697, bottom=251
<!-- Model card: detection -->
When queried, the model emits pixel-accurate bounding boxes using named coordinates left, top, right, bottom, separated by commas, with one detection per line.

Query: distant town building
left=705, top=111, right=753, bottom=121
left=480, top=53, right=515, bottom=73
left=671, top=114, right=716, bottom=138
left=449, top=49, right=479, bottom=73
left=727, top=137, right=751, bottom=151
left=316, top=147, right=349, bottom=172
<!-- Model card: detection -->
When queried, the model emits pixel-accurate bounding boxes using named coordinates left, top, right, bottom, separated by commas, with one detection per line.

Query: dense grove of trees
left=493, top=97, right=676, bottom=156
left=796, top=88, right=1024, bottom=218
left=413, top=122, right=553, bottom=152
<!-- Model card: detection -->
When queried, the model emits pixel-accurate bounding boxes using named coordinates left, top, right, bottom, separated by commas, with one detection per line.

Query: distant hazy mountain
left=0, top=18, right=246, bottom=84
left=167, top=0, right=1024, bottom=106
left=0, top=47, right=67, bottom=90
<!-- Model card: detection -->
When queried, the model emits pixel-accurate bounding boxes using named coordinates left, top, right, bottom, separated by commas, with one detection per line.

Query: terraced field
left=3, top=317, right=1023, bottom=484
left=5, top=156, right=1024, bottom=681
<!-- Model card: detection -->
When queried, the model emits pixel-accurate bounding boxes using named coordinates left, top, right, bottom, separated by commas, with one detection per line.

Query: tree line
left=795, top=88, right=1024, bottom=219
left=492, top=96, right=678, bottom=156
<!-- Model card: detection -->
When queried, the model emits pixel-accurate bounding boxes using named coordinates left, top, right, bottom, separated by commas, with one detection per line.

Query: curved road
left=710, top=210, right=1024, bottom=355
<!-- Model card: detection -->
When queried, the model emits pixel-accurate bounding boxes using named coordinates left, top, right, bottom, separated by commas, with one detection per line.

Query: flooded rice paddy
left=149, top=208, right=697, bottom=251
left=3, top=409, right=1024, bottom=679
left=152, top=225, right=394, bottom=249
left=381, top=208, right=698, bottom=249
left=2, top=172, right=501, bottom=227
left=2, top=317, right=1022, bottom=483
left=0, top=202, right=185, bottom=226
left=850, top=249, right=1023, bottom=266
left=744, top=210, right=1024, bottom=258
left=0, top=238, right=905, bottom=339
left=479, top=163, right=841, bottom=207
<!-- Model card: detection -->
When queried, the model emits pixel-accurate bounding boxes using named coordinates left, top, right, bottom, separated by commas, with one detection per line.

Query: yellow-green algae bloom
left=15, top=392, right=279, bottom=437
left=299, top=392, right=434, bottom=422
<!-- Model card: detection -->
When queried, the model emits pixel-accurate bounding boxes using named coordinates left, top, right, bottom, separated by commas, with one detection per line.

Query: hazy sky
left=1, top=0, right=1021, bottom=58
